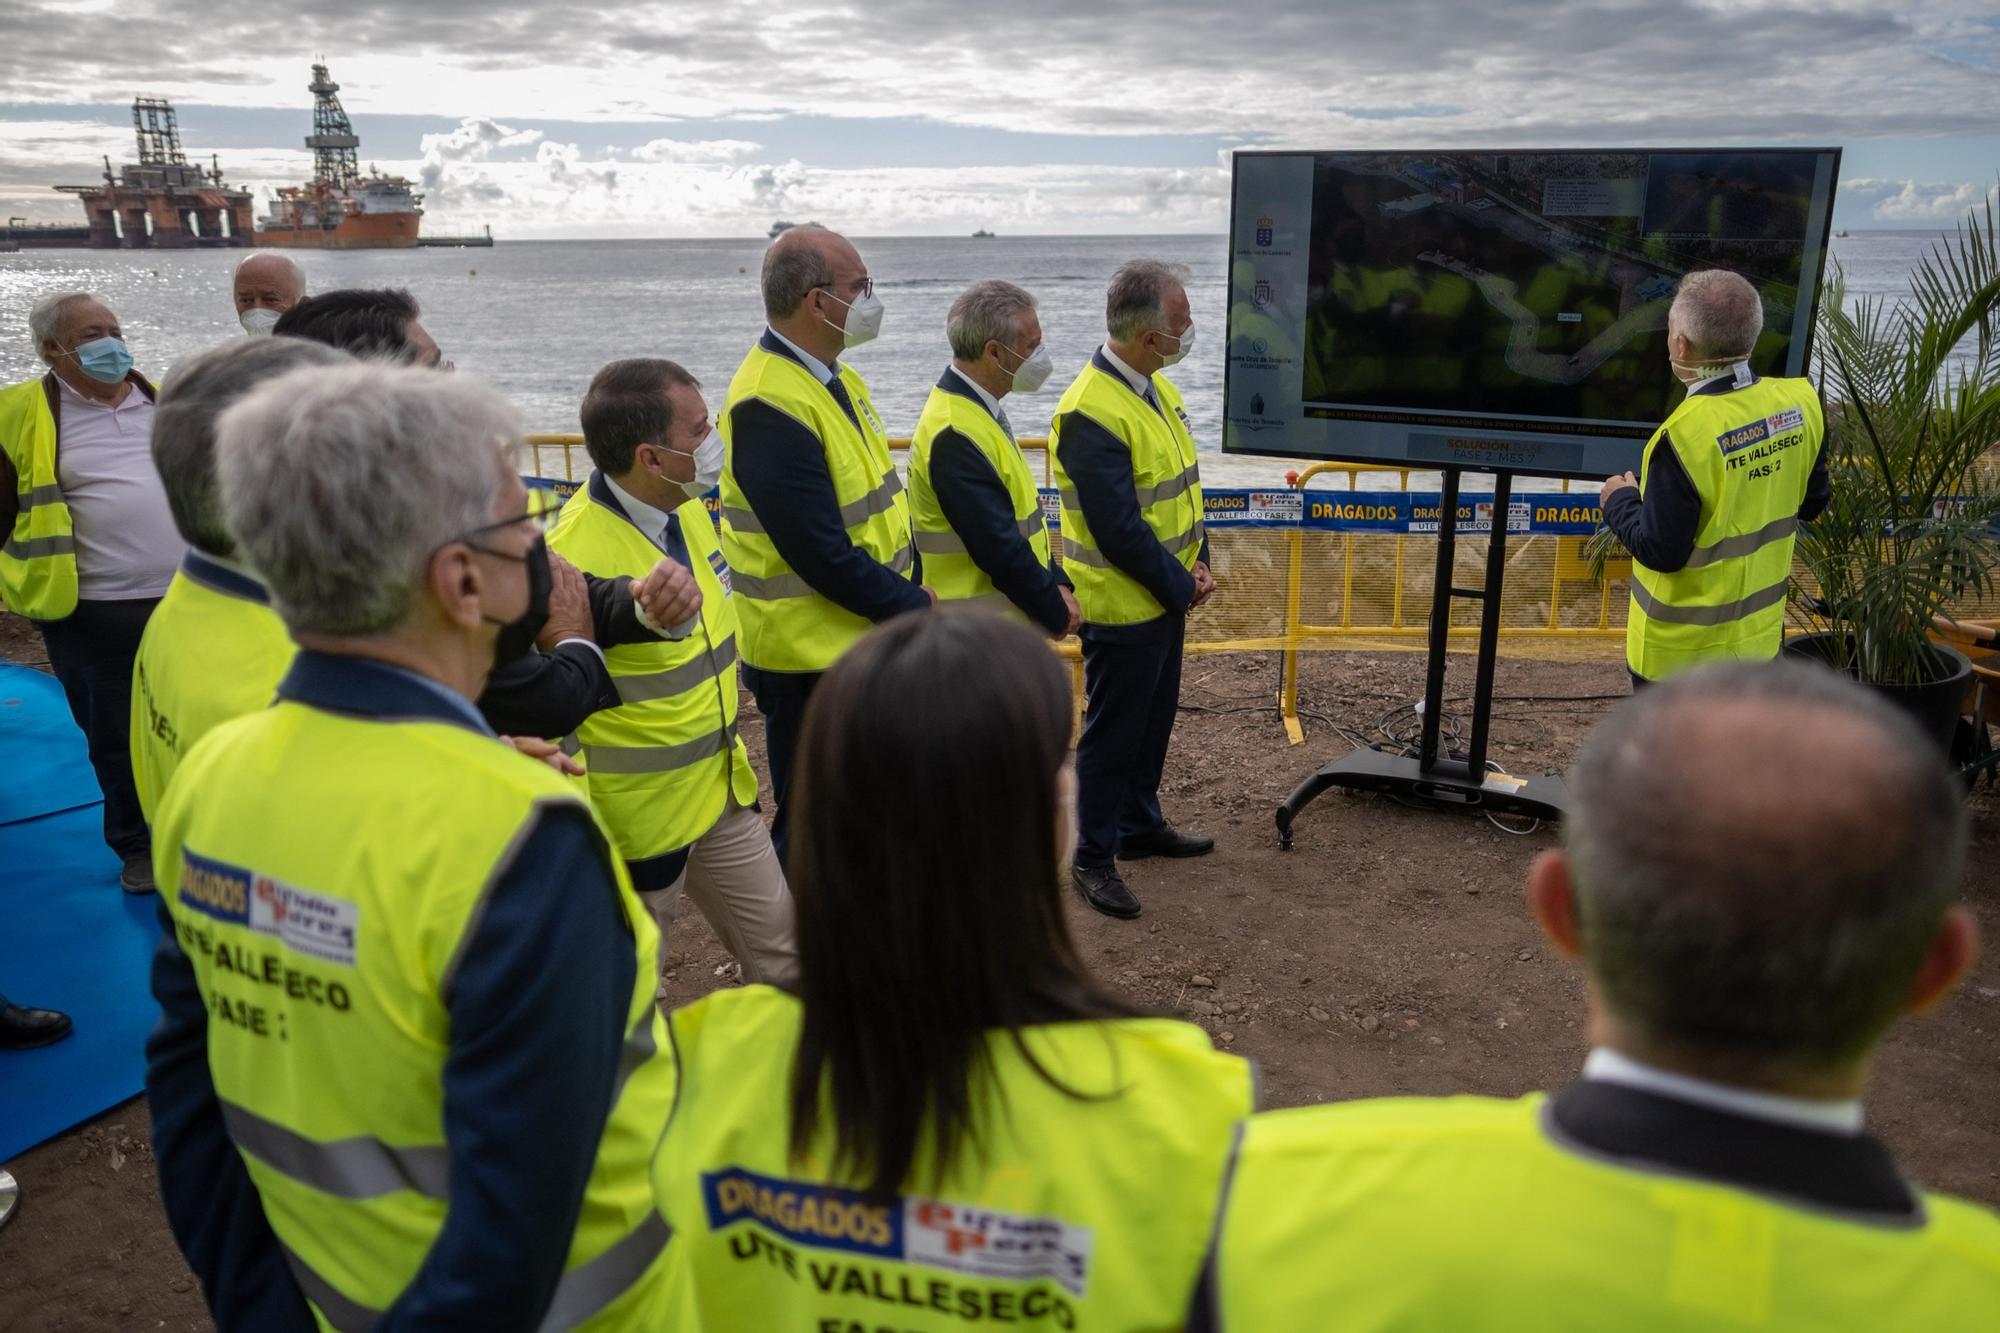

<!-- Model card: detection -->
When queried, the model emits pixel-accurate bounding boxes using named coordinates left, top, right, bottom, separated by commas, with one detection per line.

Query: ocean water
left=0, top=229, right=1961, bottom=487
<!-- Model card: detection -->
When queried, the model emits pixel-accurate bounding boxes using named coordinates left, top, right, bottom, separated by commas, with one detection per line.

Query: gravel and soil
left=3, top=619, right=1995, bottom=1331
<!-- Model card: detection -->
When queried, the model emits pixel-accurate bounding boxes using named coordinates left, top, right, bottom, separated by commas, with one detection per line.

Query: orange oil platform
left=255, top=63, right=424, bottom=249
left=56, top=98, right=255, bottom=249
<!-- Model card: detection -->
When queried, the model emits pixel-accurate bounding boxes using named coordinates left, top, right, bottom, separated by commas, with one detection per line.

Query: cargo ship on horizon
left=255, top=63, right=423, bottom=250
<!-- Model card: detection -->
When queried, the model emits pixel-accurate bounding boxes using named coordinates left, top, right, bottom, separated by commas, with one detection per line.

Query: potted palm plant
left=1786, top=189, right=2000, bottom=749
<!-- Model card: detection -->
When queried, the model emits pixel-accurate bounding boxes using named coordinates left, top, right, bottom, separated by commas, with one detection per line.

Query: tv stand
left=1274, top=466, right=1567, bottom=849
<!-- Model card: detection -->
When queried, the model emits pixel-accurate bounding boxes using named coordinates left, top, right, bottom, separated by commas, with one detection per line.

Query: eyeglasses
left=816, top=277, right=874, bottom=301
left=458, top=487, right=561, bottom=542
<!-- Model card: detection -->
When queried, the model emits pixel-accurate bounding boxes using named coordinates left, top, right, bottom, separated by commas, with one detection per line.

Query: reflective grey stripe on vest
left=916, top=515, right=1040, bottom=556
left=537, top=1211, right=671, bottom=1331
left=722, top=470, right=904, bottom=538
left=1162, top=525, right=1203, bottom=556
left=1060, top=536, right=1108, bottom=569
left=1135, top=464, right=1200, bottom=508
left=282, top=1245, right=382, bottom=1332
left=939, top=590, right=1017, bottom=615
left=222, top=1099, right=450, bottom=1201
left=1630, top=576, right=1789, bottom=627
left=16, top=482, right=63, bottom=511
left=583, top=722, right=736, bottom=775
left=277, top=1207, right=672, bottom=1333
left=559, top=734, right=582, bottom=757
left=732, top=542, right=912, bottom=601
left=613, top=635, right=737, bottom=704
left=1680, top=514, right=1800, bottom=570
left=2, top=533, right=76, bottom=560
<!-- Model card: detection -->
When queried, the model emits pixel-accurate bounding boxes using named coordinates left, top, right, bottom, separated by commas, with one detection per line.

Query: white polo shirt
left=54, top=377, right=180, bottom=601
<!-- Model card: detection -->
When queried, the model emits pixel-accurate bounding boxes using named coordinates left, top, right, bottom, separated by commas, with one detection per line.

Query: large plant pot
left=1781, top=632, right=1973, bottom=754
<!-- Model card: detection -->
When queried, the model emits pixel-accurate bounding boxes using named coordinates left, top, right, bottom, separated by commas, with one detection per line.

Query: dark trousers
left=36, top=597, right=159, bottom=862
left=1629, top=669, right=1652, bottom=692
left=743, top=665, right=820, bottom=868
left=1075, top=619, right=1185, bottom=868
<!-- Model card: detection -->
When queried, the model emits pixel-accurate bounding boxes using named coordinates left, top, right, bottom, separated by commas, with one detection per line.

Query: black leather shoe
left=1072, top=865, right=1142, bottom=919
left=0, top=1002, right=75, bottom=1050
left=119, top=854, right=155, bottom=896
left=1117, top=823, right=1215, bottom=860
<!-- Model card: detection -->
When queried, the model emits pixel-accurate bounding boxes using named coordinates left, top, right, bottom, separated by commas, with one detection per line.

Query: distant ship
left=768, top=219, right=822, bottom=238
left=972, top=228, right=995, bottom=238
left=257, top=64, right=423, bottom=250
left=53, top=98, right=254, bottom=249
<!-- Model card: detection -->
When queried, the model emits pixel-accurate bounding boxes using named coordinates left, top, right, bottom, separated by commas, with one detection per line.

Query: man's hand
left=924, top=585, right=939, bottom=607
left=502, top=735, right=585, bottom=777
left=632, top=557, right=701, bottom=631
left=1058, top=586, right=1082, bottom=637
left=1191, top=561, right=1217, bottom=609
left=1599, top=472, right=1639, bottom=505
left=535, top=552, right=593, bottom=652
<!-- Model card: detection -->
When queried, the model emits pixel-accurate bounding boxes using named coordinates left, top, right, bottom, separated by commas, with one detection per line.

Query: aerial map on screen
left=1225, top=148, right=1840, bottom=479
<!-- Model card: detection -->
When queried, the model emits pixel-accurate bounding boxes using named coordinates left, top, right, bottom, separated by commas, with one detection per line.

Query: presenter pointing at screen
left=1601, top=269, right=1829, bottom=690
left=1051, top=260, right=1215, bottom=920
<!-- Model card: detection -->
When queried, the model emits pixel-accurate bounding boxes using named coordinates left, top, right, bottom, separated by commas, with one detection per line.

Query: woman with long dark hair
left=654, top=611, right=1252, bottom=1331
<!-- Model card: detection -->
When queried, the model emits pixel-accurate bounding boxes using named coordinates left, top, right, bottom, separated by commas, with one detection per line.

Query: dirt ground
left=3, top=622, right=1996, bottom=1331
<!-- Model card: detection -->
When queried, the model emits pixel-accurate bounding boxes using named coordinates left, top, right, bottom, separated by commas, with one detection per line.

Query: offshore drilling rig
left=55, top=98, right=255, bottom=249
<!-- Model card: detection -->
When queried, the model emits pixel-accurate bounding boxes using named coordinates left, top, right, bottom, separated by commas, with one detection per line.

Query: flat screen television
left=1223, top=147, right=1842, bottom=480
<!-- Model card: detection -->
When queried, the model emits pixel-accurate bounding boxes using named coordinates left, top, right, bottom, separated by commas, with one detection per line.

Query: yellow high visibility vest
left=1049, top=355, right=1205, bottom=626
left=655, top=985, right=1253, bottom=1332
left=720, top=338, right=915, bottom=673
left=1627, top=375, right=1823, bottom=681
left=1206, top=1093, right=2000, bottom=1331
left=907, top=373, right=1054, bottom=620
left=131, top=552, right=295, bottom=824
left=0, top=376, right=79, bottom=620
left=153, top=696, right=675, bottom=1331
left=547, top=474, right=758, bottom=863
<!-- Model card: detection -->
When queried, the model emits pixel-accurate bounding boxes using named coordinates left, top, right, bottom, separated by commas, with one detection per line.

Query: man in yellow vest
left=1601, top=268, right=1828, bottom=687
left=4, top=290, right=181, bottom=893
left=145, top=363, right=675, bottom=1330
left=129, top=336, right=350, bottom=822
left=908, top=279, right=1079, bottom=635
left=553, top=358, right=797, bottom=986
left=1195, top=660, right=1998, bottom=1331
left=1053, top=260, right=1215, bottom=919
left=720, top=225, right=931, bottom=861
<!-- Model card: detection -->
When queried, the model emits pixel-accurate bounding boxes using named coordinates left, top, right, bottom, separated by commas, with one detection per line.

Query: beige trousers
left=639, top=796, right=798, bottom=988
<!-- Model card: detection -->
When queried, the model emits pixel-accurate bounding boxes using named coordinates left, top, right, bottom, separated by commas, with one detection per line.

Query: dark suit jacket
left=474, top=572, right=656, bottom=737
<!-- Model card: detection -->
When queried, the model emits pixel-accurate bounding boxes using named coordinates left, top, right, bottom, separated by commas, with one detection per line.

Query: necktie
left=824, top=373, right=862, bottom=432
left=996, top=405, right=1015, bottom=442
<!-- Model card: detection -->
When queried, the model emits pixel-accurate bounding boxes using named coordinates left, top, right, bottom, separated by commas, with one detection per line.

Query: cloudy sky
left=2, top=0, right=1996, bottom=238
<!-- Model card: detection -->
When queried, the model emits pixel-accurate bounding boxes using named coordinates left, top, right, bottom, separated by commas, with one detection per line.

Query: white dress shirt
left=53, top=377, right=180, bottom=600
left=1099, top=344, right=1155, bottom=399
left=767, top=326, right=837, bottom=385
left=605, top=475, right=697, bottom=640
left=1584, top=1047, right=1864, bottom=1135
left=947, top=365, right=1012, bottom=440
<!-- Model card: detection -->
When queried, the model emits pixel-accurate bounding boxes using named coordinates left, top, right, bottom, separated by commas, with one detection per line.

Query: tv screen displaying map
left=1223, top=148, right=1840, bottom=479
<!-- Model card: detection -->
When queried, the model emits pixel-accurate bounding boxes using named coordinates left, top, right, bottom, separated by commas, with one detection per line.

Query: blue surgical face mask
left=68, top=336, right=134, bottom=385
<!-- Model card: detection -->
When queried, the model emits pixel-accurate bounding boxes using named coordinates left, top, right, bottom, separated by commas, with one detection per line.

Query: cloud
left=420, top=117, right=545, bottom=162
left=1841, top=176, right=2000, bottom=225
left=631, top=137, right=763, bottom=164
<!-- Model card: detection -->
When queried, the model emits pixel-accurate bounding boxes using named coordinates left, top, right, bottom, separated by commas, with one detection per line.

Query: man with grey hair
left=3, top=290, right=180, bottom=892
left=130, top=336, right=349, bottom=822
left=1601, top=268, right=1830, bottom=687
left=1196, top=660, right=1999, bottom=1330
left=907, top=279, right=1079, bottom=635
left=720, top=224, right=929, bottom=861
left=1050, top=259, right=1215, bottom=919
left=231, top=252, right=306, bottom=336
left=146, top=363, right=677, bottom=1330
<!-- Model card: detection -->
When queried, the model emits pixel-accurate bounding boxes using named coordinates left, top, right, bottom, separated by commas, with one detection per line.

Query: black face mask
left=482, top=537, right=552, bottom=668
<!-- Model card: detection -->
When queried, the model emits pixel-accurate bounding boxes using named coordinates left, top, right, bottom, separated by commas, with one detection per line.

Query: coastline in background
left=0, top=230, right=1953, bottom=489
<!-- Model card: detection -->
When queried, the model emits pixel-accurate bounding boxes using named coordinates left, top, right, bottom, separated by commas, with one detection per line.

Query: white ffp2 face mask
left=1005, top=342, right=1055, bottom=394
left=240, top=308, right=282, bottom=337
left=684, top=426, right=725, bottom=498
left=821, top=287, right=885, bottom=348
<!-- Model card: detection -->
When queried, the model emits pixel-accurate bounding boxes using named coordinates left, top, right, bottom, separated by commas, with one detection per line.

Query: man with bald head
left=719, top=224, right=928, bottom=860
left=231, top=252, right=306, bottom=336
left=4, top=291, right=180, bottom=891
left=1601, top=268, right=1829, bottom=687
left=1198, top=660, right=1999, bottom=1330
